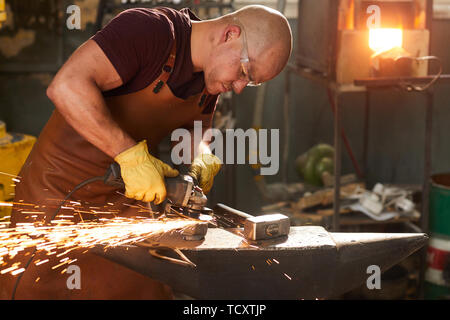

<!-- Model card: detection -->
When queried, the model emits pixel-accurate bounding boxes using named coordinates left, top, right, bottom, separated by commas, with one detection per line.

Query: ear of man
left=224, top=25, right=241, bottom=43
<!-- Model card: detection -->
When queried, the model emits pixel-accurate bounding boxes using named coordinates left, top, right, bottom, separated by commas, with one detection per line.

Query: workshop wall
left=0, top=0, right=98, bottom=136
left=0, top=3, right=449, bottom=215
left=230, top=18, right=450, bottom=214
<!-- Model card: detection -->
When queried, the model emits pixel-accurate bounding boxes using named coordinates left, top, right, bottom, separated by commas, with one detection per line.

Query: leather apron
left=3, top=34, right=211, bottom=300
left=11, top=38, right=210, bottom=225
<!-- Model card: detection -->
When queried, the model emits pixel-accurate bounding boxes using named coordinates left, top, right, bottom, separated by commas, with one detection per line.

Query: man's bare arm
left=46, top=39, right=136, bottom=158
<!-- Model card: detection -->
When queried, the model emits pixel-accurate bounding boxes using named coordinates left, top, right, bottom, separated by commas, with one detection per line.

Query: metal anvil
left=94, top=226, right=427, bottom=299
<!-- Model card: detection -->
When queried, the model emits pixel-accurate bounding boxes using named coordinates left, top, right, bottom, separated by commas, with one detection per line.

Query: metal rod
left=282, top=69, right=291, bottom=183
left=354, top=75, right=450, bottom=87
left=422, top=90, right=433, bottom=235
left=94, top=0, right=107, bottom=32
left=276, top=0, right=287, bottom=13
left=418, top=89, right=434, bottom=299
left=363, top=90, right=371, bottom=178
left=333, top=88, right=341, bottom=231
left=326, top=87, right=363, bottom=179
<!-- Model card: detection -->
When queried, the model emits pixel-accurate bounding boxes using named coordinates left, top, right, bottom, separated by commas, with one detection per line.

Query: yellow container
left=0, top=121, right=36, bottom=218
left=0, top=0, right=6, bottom=27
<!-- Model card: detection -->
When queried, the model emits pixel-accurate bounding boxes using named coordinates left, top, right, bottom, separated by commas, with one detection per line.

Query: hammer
left=213, top=203, right=290, bottom=241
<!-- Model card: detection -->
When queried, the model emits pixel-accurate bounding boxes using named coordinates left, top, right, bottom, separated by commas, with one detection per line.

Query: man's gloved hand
left=189, top=153, right=222, bottom=194
left=114, top=140, right=179, bottom=204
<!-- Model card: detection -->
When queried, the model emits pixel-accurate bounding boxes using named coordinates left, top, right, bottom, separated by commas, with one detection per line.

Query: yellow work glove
left=114, top=140, right=179, bottom=204
left=188, top=153, right=222, bottom=194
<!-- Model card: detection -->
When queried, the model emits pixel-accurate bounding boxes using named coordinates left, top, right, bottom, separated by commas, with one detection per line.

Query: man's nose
left=232, top=80, right=248, bottom=94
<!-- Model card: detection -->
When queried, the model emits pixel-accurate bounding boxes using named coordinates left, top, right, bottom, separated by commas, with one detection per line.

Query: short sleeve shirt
left=91, top=7, right=217, bottom=114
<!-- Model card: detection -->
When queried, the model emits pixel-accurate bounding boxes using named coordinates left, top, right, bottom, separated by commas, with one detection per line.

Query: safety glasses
left=233, top=17, right=261, bottom=87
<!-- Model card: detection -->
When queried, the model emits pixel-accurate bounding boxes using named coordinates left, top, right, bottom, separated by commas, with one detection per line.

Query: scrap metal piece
left=178, top=221, right=208, bottom=241
left=94, top=226, right=428, bottom=299
left=360, top=193, right=383, bottom=215
left=143, top=247, right=196, bottom=268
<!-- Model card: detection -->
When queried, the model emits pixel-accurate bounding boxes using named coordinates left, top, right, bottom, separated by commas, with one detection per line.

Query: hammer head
left=243, top=213, right=290, bottom=241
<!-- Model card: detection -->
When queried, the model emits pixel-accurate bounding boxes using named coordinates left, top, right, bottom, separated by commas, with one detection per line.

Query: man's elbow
left=46, top=79, right=64, bottom=104
left=46, top=76, right=75, bottom=106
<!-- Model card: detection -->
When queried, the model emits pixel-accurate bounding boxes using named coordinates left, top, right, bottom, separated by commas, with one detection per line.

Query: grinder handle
left=104, top=162, right=125, bottom=189
left=104, top=163, right=189, bottom=206
left=213, top=203, right=254, bottom=227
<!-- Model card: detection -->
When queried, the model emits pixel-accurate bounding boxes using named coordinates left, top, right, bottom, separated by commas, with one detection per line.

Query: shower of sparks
left=0, top=202, right=13, bottom=207
left=0, top=171, right=21, bottom=179
left=0, top=216, right=202, bottom=276
left=283, top=273, right=292, bottom=280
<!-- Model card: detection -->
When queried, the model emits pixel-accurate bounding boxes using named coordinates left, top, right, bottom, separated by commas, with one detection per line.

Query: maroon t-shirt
left=91, top=7, right=217, bottom=114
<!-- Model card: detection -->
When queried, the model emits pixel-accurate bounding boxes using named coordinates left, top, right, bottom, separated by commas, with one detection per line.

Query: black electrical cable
left=398, top=56, right=443, bottom=92
left=11, top=175, right=104, bottom=300
left=47, top=176, right=105, bottom=223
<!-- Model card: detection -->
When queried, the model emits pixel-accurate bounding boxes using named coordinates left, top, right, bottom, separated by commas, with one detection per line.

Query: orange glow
left=369, top=28, right=403, bottom=53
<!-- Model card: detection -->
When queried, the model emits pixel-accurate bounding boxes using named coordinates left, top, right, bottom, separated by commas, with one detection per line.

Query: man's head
left=195, top=5, right=292, bottom=95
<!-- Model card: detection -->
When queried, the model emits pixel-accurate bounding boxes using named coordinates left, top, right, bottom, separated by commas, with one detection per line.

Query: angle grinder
left=51, top=163, right=290, bottom=241
left=103, top=162, right=213, bottom=218
left=103, top=163, right=213, bottom=241
left=12, top=163, right=213, bottom=300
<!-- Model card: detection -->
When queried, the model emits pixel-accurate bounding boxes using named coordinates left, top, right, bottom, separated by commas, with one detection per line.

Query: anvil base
left=94, top=226, right=427, bottom=299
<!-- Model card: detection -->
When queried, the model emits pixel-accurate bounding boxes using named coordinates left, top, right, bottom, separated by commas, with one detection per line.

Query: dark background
left=0, top=1, right=449, bottom=215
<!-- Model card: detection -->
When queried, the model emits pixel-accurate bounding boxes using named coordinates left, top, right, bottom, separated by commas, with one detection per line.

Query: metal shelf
left=284, top=62, right=450, bottom=300
left=285, top=62, right=450, bottom=233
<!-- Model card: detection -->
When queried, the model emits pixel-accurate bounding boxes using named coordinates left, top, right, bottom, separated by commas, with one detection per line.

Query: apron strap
left=153, top=39, right=177, bottom=94
left=198, top=87, right=210, bottom=107
left=152, top=25, right=210, bottom=108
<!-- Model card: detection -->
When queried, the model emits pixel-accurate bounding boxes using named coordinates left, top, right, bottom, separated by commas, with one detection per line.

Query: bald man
left=3, top=5, right=292, bottom=299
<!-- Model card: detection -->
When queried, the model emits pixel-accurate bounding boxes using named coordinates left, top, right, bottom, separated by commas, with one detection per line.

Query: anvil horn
left=329, top=232, right=428, bottom=298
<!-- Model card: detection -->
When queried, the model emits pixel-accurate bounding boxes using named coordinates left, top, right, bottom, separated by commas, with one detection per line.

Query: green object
left=296, top=144, right=334, bottom=186
left=424, top=281, right=450, bottom=300
left=430, top=173, right=450, bottom=237
left=296, top=153, right=308, bottom=177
